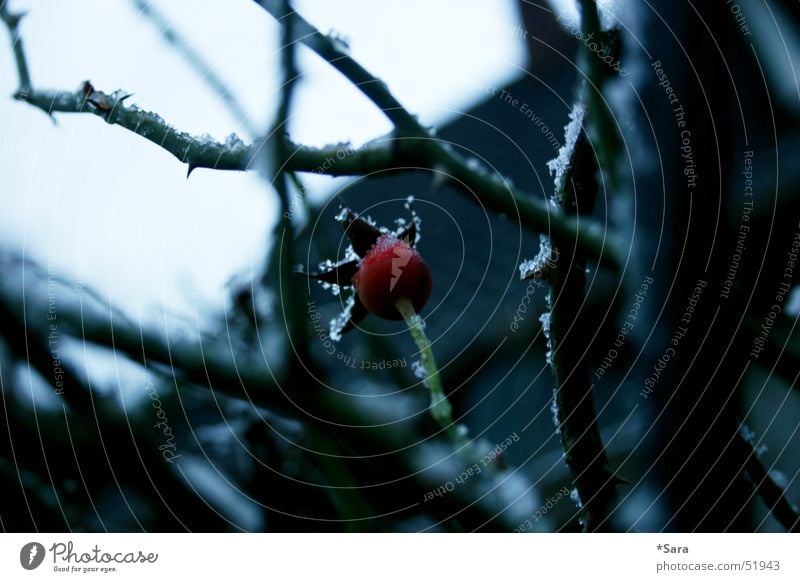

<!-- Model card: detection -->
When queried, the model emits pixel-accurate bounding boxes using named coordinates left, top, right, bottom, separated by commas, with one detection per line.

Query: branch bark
left=543, top=107, right=618, bottom=531
left=540, top=0, right=620, bottom=531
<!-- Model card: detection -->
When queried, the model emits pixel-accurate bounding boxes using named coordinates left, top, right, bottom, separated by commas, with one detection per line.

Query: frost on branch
left=539, top=309, right=553, bottom=366
left=519, top=234, right=556, bottom=280
left=411, top=359, right=426, bottom=380
left=16, top=81, right=255, bottom=173
left=401, top=195, right=422, bottom=244
left=329, top=293, right=356, bottom=342
left=547, top=102, right=587, bottom=198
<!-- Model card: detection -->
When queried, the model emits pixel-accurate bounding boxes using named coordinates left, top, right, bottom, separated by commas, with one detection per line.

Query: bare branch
left=541, top=103, right=619, bottom=532
left=11, top=78, right=258, bottom=173
left=263, top=0, right=308, bottom=361
left=252, top=0, right=620, bottom=271
left=0, top=2, right=32, bottom=94
left=129, top=0, right=259, bottom=137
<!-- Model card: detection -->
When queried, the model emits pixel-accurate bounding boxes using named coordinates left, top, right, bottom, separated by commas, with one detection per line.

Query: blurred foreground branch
left=0, top=255, right=539, bottom=530
left=735, top=430, right=799, bottom=532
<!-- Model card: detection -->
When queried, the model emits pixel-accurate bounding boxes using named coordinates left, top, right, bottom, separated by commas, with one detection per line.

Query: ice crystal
left=547, top=102, right=586, bottom=195
left=770, top=470, right=788, bottom=488
left=519, top=234, right=555, bottom=280
left=327, top=29, right=351, bottom=53
left=570, top=487, right=583, bottom=508
left=329, top=294, right=355, bottom=342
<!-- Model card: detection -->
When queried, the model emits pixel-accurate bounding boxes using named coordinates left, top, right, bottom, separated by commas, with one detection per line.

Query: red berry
left=352, top=234, right=432, bottom=320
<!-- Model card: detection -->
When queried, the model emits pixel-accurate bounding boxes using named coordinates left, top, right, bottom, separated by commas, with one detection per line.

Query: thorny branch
left=1, top=2, right=619, bottom=270
left=540, top=105, right=619, bottom=532
left=537, top=0, right=620, bottom=532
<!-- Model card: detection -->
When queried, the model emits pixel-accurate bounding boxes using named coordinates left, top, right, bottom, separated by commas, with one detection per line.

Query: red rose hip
left=352, top=234, right=432, bottom=320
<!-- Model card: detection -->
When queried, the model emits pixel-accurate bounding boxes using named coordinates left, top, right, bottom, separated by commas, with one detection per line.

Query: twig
left=0, top=2, right=31, bottom=95
left=129, top=0, right=258, bottom=137
left=577, top=0, right=621, bottom=189
left=265, top=0, right=308, bottom=364
left=251, top=0, right=619, bottom=271
left=253, top=0, right=419, bottom=134
left=540, top=104, right=618, bottom=530
left=535, top=0, right=621, bottom=532
left=13, top=82, right=257, bottom=174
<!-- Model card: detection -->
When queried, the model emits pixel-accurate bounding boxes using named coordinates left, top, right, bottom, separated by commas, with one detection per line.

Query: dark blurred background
left=1, top=0, right=799, bottom=532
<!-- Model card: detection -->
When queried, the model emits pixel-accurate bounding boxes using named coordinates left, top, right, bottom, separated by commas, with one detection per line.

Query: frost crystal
left=539, top=311, right=553, bottom=365
left=402, top=196, right=422, bottom=244
left=539, top=311, right=551, bottom=337
left=334, top=206, right=349, bottom=222
left=547, top=102, right=586, bottom=195
left=411, top=359, right=426, bottom=380
left=551, top=397, right=561, bottom=435
left=769, top=470, right=788, bottom=488
left=344, top=246, right=359, bottom=262
left=223, top=133, right=246, bottom=151
left=570, top=487, right=583, bottom=508
left=785, top=286, right=800, bottom=317
left=319, top=281, right=341, bottom=296
left=329, top=294, right=355, bottom=342
left=407, top=312, right=426, bottom=331
left=327, top=30, right=351, bottom=53
left=739, top=423, right=756, bottom=446
left=519, top=234, right=555, bottom=280
left=466, top=157, right=486, bottom=174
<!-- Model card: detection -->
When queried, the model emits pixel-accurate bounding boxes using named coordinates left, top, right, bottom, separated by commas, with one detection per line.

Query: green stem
left=394, top=298, right=454, bottom=434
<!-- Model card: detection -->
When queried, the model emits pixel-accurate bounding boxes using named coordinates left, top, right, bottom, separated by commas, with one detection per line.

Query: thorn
left=7, top=10, right=26, bottom=28
left=186, top=163, right=197, bottom=178
left=12, top=88, right=29, bottom=101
